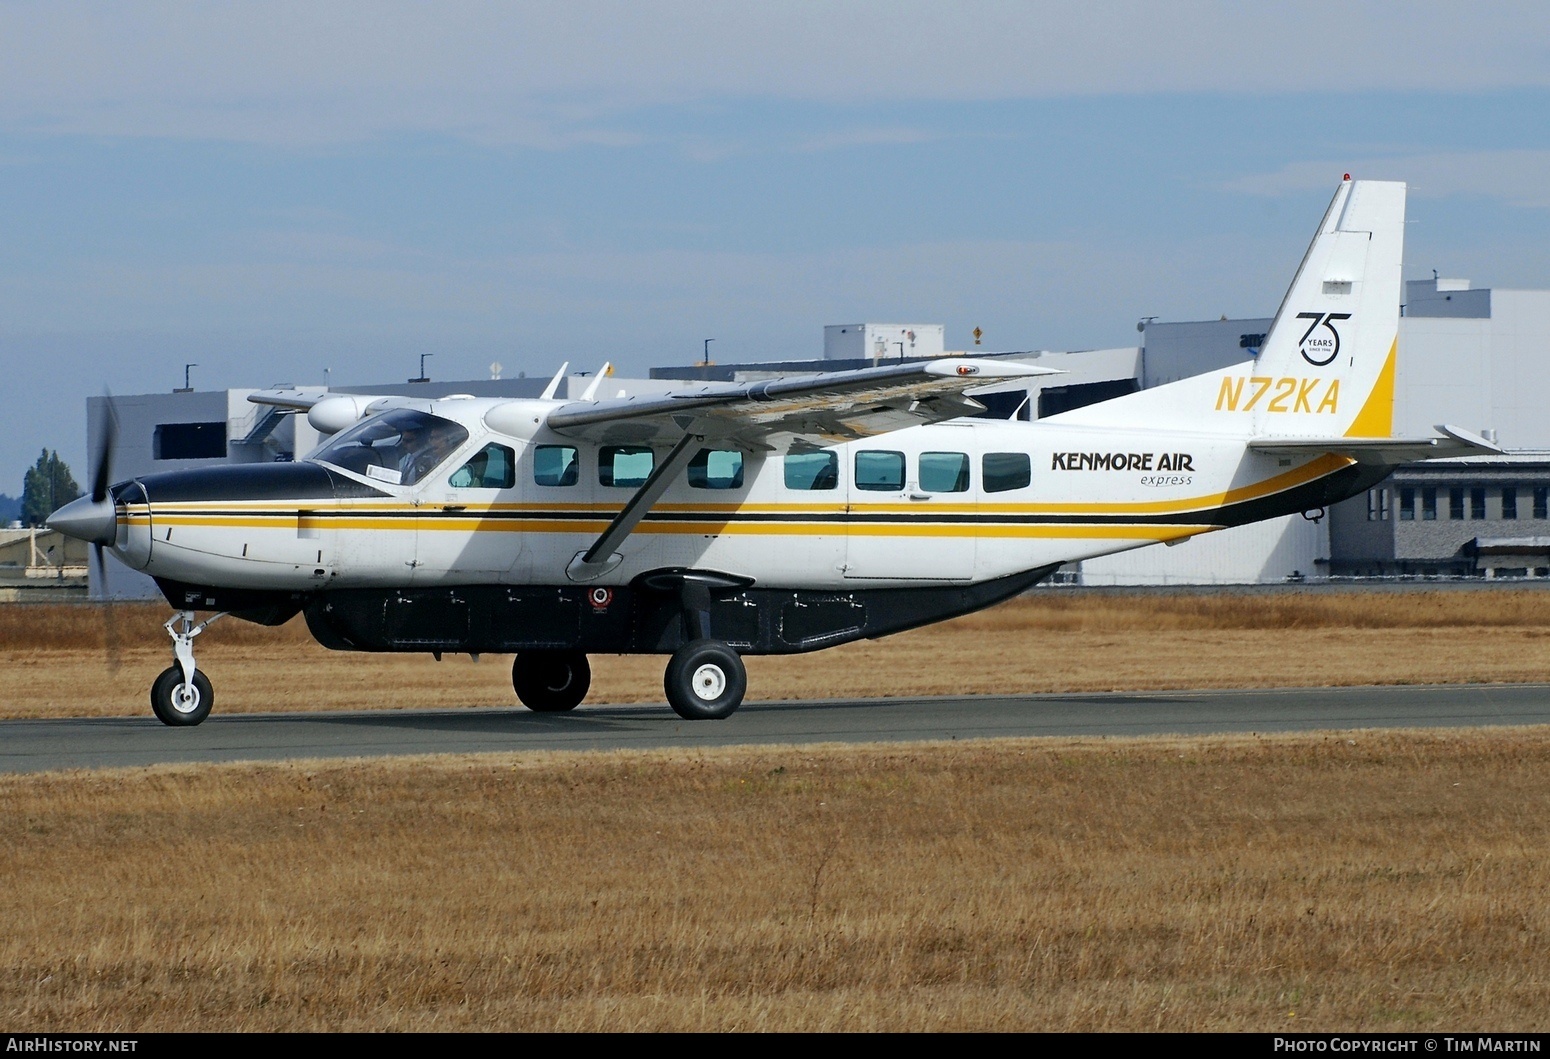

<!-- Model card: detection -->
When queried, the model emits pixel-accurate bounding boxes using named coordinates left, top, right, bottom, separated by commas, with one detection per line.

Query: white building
left=1396, top=278, right=1550, bottom=450
left=823, top=323, right=945, bottom=362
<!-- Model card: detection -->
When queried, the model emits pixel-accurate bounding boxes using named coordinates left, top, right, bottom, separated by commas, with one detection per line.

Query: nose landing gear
left=150, top=610, right=225, bottom=726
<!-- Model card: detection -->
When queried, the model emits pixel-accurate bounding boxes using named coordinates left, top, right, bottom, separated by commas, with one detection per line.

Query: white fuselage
left=108, top=397, right=1352, bottom=595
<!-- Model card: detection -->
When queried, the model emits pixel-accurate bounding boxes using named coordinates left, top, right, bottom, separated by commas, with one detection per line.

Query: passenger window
left=983, top=452, right=1031, bottom=493
left=600, top=445, right=654, bottom=488
left=449, top=443, right=516, bottom=489
left=688, top=448, right=744, bottom=490
left=919, top=452, right=969, bottom=493
left=855, top=451, right=905, bottom=492
left=533, top=445, right=579, bottom=487
left=784, top=451, right=838, bottom=490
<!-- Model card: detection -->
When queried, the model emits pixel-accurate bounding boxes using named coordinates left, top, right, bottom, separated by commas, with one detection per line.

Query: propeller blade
left=93, top=544, right=121, bottom=674
left=90, top=393, right=119, bottom=504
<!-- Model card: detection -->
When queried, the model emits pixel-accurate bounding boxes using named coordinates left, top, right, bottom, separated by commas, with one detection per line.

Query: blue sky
left=2, top=1, right=1549, bottom=487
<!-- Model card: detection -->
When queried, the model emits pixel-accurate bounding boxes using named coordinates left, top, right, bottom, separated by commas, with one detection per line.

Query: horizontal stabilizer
left=1249, top=424, right=1503, bottom=466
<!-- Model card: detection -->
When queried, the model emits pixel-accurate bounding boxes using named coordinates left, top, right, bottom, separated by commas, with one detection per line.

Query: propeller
left=81, top=393, right=120, bottom=676
left=45, top=393, right=123, bottom=670
left=91, top=393, right=118, bottom=505
left=46, top=394, right=119, bottom=547
left=89, top=395, right=120, bottom=673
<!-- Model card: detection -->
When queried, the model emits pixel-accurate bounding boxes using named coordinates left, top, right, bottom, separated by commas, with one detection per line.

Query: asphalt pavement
left=5, top=682, right=1550, bottom=773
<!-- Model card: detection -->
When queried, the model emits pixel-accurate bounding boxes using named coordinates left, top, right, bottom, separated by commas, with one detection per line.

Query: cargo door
left=845, top=432, right=976, bottom=580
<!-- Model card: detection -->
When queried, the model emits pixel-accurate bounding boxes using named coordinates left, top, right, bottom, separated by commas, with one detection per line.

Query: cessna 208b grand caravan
left=50, top=178, right=1497, bottom=726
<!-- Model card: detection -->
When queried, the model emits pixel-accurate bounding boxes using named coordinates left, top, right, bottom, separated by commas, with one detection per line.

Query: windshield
left=311, top=408, right=470, bottom=486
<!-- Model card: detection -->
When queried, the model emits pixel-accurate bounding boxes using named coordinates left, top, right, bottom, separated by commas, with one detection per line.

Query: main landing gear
left=150, top=610, right=225, bottom=726
left=512, top=650, right=591, bottom=712
left=664, top=639, right=747, bottom=720
left=512, top=575, right=751, bottom=720
left=510, top=641, right=749, bottom=720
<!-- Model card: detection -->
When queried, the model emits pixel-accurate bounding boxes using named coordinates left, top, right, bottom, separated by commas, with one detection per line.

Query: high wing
left=249, top=388, right=425, bottom=435
left=248, top=358, right=1058, bottom=583
left=545, top=358, right=1059, bottom=449
left=248, top=387, right=329, bottom=410
left=541, top=357, right=1057, bottom=581
left=1249, top=424, right=1503, bottom=465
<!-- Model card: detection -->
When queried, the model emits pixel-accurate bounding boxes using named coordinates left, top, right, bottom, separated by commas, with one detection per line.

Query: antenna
left=539, top=362, right=570, bottom=401
left=580, top=362, right=612, bottom=402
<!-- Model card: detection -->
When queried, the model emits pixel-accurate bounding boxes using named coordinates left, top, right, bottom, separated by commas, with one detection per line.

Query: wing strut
left=565, top=432, right=703, bottom=582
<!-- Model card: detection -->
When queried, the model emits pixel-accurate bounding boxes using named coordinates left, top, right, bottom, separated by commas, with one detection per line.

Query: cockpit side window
left=312, top=409, right=469, bottom=487
left=449, top=443, right=517, bottom=489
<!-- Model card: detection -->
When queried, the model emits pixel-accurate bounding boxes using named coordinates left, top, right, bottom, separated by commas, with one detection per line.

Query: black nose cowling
left=46, top=494, right=117, bottom=546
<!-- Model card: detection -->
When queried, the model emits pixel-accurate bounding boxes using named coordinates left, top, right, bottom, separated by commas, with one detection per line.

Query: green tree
left=21, top=449, right=81, bottom=526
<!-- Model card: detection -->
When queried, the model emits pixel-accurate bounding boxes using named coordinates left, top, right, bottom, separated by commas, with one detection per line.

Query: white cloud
left=2, top=2, right=1548, bottom=145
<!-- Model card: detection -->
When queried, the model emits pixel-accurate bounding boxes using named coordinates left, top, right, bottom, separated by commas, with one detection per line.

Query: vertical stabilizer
left=1047, top=178, right=1405, bottom=438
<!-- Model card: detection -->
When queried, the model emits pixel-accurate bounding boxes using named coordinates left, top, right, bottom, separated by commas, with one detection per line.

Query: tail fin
left=1047, top=177, right=1405, bottom=438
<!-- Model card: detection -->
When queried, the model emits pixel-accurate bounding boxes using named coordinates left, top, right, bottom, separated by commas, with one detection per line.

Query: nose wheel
left=664, top=639, right=746, bottom=720
left=151, top=610, right=225, bottom=727
left=151, top=665, right=214, bottom=726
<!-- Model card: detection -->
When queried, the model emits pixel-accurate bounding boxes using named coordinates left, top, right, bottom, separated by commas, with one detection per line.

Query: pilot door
left=844, top=431, right=977, bottom=581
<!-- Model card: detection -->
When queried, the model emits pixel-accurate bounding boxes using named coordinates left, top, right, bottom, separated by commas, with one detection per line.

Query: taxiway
left=5, top=682, right=1550, bottom=773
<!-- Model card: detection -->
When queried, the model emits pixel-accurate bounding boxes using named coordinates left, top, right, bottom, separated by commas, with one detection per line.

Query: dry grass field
left=6, top=587, right=1550, bottom=1031
left=4, top=730, right=1549, bottom=1031
left=2, top=587, right=1550, bottom=719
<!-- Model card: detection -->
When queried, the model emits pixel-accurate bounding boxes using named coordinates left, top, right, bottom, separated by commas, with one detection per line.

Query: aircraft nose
left=46, top=494, right=117, bottom=545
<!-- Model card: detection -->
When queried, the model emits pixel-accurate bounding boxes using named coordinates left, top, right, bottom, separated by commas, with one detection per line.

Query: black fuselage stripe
left=136, top=464, right=1373, bottom=532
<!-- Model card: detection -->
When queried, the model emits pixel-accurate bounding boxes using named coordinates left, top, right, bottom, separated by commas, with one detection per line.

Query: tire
left=664, top=639, right=746, bottom=720
left=150, top=665, right=214, bottom=727
left=513, top=651, right=590, bottom=712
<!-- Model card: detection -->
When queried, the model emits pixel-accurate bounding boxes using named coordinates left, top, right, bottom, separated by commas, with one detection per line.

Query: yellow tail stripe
left=1345, top=337, right=1397, bottom=438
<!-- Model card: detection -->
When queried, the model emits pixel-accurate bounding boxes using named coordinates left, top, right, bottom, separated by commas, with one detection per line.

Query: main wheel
left=150, top=666, right=214, bottom=727
left=513, top=651, right=591, bottom=712
left=664, top=639, right=747, bottom=720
